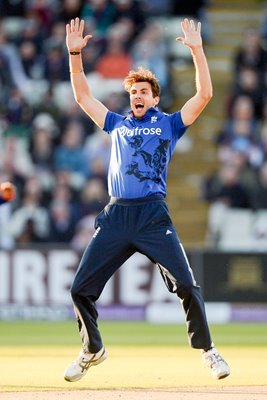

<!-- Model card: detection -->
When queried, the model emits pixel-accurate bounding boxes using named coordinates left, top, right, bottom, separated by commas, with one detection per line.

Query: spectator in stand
left=1, top=135, right=34, bottom=182
left=57, top=0, right=85, bottom=23
left=217, top=95, right=260, bottom=165
left=26, top=0, right=54, bottom=34
left=233, top=28, right=267, bottom=75
left=43, top=21, right=67, bottom=53
left=5, top=87, right=34, bottom=131
left=203, top=163, right=252, bottom=209
left=79, top=177, right=109, bottom=217
left=81, top=0, right=116, bottom=39
left=34, top=90, right=62, bottom=128
left=113, top=0, right=146, bottom=41
left=48, top=198, right=77, bottom=243
left=0, top=25, right=30, bottom=93
left=230, top=148, right=259, bottom=198
left=29, top=125, right=55, bottom=191
left=17, top=15, right=44, bottom=55
left=57, top=100, right=95, bottom=136
left=54, top=121, right=87, bottom=189
left=18, top=40, right=43, bottom=80
left=95, top=24, right=133, bottom=79
left=227, top=66, right=264, bottom=119
left=7, top=174, right=49, bottom=245
left=51, top=177, right=81, bottom=224
left=43, top=43, right=69, bottom=82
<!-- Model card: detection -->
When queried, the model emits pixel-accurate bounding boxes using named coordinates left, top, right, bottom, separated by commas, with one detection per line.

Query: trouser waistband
left=109, top=193, right=165, bottom=205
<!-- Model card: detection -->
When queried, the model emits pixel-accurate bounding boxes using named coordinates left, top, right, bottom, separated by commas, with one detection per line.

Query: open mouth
left=135, top=103, right=144, bottom=110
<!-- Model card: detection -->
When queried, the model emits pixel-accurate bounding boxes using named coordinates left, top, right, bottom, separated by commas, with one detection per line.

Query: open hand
left=176, top=18, right=202, bottom=50
left=66, top=17, right=92, bottom=52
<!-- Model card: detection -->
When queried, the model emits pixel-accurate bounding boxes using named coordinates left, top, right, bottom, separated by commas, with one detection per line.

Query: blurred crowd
left=202, top=19, right=267, bottom=245
left=0, top=0, right=210, bottom=249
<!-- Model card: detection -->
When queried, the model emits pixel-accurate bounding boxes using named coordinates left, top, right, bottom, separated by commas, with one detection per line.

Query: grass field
left=0, top=321, right=267, bottom=393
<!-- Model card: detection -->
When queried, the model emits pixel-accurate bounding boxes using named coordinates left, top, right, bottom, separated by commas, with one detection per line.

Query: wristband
left=69, top=51, right=81, bottom=55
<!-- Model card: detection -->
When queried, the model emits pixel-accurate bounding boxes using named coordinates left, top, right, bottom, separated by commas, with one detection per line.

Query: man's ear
left=154, top=96, right=160, bottom=106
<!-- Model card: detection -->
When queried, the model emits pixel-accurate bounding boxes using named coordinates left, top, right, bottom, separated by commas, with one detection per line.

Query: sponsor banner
left=2, top=303, right=267, bottom=323
left=1, top=249, right=267, bottom=321
left=202, top=252, right=267, bottom=303
left=0, top=248, right=177, bottom=309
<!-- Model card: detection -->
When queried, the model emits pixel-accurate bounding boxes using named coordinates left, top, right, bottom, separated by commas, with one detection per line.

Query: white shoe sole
left=214, top=368, right=230, bottom=380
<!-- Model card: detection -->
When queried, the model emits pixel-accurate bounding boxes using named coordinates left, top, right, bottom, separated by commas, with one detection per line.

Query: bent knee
left=176, top=283, right=199, bottom=299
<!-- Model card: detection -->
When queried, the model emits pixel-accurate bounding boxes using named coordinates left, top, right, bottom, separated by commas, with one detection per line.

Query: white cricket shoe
left=64, top=347, right=107, bottom=382
left=202, top=347, right=230, bottom=380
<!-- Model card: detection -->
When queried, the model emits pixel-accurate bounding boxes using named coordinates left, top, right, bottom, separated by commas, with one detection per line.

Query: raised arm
left=176, top=19, right=213, bottom=126
left=66, top=18, right=108, bottom=128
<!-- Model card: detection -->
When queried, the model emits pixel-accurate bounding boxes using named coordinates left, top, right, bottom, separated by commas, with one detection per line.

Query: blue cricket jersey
left=103, top=107, right=189, bottom=198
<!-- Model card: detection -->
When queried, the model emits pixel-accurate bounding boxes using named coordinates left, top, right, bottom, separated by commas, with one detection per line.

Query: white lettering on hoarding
left=0, top=249, right=176, bottom=308
left=120, top=253, right=151, bottom=305
left=48, top=250, right=78, bottom=304
left=13, top=250, right=47, bottom=304
left=97, top=277, right=114, bottom=305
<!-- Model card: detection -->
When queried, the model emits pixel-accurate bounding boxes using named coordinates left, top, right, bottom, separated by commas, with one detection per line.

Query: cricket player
left=64, top=17, right=230, bottom=382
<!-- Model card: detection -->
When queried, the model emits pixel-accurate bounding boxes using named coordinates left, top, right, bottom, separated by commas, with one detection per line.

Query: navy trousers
left=71, top=195, right=212, bottom=353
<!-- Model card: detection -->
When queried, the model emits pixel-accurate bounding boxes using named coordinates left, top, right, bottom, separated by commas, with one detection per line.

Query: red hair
left=123, top=67, right=160, bottom=97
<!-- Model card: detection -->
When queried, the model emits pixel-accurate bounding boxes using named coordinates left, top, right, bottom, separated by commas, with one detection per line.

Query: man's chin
left=134, top=109, right=145, bottom=118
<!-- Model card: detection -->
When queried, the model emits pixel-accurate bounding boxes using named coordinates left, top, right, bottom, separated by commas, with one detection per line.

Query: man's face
left=129, top=81, right=159, bottom=119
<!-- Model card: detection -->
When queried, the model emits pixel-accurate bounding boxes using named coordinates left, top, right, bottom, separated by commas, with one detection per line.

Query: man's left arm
left=177, top=19, right=213, bottom=126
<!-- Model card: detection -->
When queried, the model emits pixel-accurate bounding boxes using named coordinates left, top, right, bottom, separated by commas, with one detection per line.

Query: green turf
left=0, top=321, right=266, bottom=347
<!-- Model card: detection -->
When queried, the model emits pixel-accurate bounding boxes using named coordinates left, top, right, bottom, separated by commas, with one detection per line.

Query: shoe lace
left=74, top=353, right=94, bottom=373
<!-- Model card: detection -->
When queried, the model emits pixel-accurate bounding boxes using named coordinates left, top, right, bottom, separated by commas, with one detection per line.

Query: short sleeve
left=169, top=111, right=190, bottom=140
left=103, top=111, right=125, bottom=134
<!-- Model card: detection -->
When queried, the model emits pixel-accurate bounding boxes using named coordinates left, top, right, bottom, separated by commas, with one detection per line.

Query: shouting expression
left=129, top=82, right=160, bottom=119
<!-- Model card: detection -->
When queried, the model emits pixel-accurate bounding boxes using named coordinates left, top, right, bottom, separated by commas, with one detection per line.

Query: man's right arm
left=66, top=18, right=108, bottom=129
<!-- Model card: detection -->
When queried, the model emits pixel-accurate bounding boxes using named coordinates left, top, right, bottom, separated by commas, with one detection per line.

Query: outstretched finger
left=70, top=19, right=75, bottom=32
left=197, top=21, right=201, bottom=34
left=180, top=20, right=186, bottom=36
left=79, top=19, right=84, bottom=35
left=74, top=17, right=80, bottom=32
left=190, top=20, right=195, bottom=30
left=183, top=18, right=189, bottom=30
left=66, top=23, right=70, bottom=35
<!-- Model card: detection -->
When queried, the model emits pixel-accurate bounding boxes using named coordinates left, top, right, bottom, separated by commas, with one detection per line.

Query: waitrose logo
left=116, top=126, right=162, bottom=136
